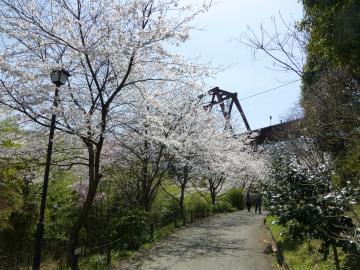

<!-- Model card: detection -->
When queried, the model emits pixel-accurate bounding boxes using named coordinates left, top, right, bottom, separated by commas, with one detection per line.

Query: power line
left=239, top=80, right=300, bottom=101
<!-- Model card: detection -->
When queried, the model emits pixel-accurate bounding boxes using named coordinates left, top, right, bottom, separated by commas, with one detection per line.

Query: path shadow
left=118, top=211, right=266, bottom=270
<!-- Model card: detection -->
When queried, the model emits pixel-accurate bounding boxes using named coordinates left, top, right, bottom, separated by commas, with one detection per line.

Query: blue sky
left=175, top=0, right=303, bottom=131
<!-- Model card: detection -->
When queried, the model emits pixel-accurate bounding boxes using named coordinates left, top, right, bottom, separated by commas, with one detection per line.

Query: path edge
left=112, top=212, right=232, bottom=269
left=264, top=217, right=290, bottom=270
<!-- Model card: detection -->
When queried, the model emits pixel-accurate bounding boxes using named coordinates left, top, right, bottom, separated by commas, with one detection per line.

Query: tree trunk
left=210, top=188, right=216, bottom=204
left=68, top=181, right=99, bottom=269
left=106, top=184, right=111, bottom=267
left=68, top=141, right=103, bottom=270
left=141, top=137, right=150, bottom=211
left=208, top=178, right=217, bottom=205
left=142, top=185, right=154, bottom=212
left=321, top=241, right=330, bottom=260
left=179, top=184, right=186, bottom=226
left=150, top=224, right=154, bottom=240
left=332, top=243, right=340, bottom=270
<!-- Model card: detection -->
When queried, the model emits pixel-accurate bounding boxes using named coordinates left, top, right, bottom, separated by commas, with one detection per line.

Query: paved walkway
left=117, top=211, right=274, bottom=270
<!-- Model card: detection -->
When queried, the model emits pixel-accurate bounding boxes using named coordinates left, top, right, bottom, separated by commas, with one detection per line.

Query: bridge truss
left=200, top=87, right=251, bottom=132
left=200, top=87, right=302, bottom=144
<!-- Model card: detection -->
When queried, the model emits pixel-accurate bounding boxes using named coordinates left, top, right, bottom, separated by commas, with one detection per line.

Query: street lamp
left=50, top=69, right=71, bottom=87
left=33, top=69, right=70, bottom=270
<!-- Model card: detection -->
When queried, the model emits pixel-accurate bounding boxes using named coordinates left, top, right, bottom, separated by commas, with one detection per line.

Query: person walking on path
left=245, top=191, right=251, bottom=212
left=255, top=193, right=262, bottom=214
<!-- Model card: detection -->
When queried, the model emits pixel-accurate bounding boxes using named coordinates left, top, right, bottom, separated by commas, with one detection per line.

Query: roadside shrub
left=80, top=254, right=107, bottom=270
left=211, top=200, right=236, bottom=213
left=150, top=184, right=181, bottom=227
left=153, top=223, right=177, bottom=241
left=186, top=193, right=210, bottom=219
left=224, top=188, right=244, bottom=210
left=162, top=198, right=180, bottom=224
left=115, top=208, right=151, bottom=250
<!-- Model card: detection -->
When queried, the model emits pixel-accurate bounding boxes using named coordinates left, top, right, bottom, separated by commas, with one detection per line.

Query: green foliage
left=154, top=194, right=181, bottom=225
left=302, top=0, right=360, bottom=74
left=115, top=209, right=151, bottom=250
left=185, top=193, right=211, bottom=219
left=0, top=139, right=21, bottom=148
left=0, top=120, right=39, bottom=260
left=296, top=4, right=360, bottom=265
left=153, top=223, right=177, bottom=241
left=301, top=66, right=359, bottom=157
left=210, top=200, right=236, bottom=213
left=0, top=195, right=37, bottom=243
left=0, top=173, right=37, bottom=268
left=78, top=250, right=134, bottom=270
left=335, top=141, right=360, bottom=187
left=301, top=0, right=360, bottom=191
left=223, top=188, right=244, bottom=210
left=266, top=216, right=346, bottom=270
left=0, top=118, right=21, bottom=135
left=81, top=254, right=108, bottom=270
left=45, top=170, right=78, bottom=247
left=150, top=184, right=180, bottom=226
left=265, top=154, right=358, bottom=264
left=0, top=166, right=23, bottom=231
left=0, top=120, right=27, bottom=232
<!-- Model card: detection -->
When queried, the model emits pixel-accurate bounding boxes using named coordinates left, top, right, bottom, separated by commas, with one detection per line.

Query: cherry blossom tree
left=104, top=77, right=267, bottom=225
left=106, top=80, right=208, bottom=210
left=0, top=0, right=212, bottom=268
left=164, top=98, right=227, bottom=224
left=200, top=133, right=266, bottom=203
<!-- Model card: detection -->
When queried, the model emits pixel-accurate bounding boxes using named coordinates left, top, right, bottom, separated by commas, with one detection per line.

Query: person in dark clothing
left=255, top=193, right=262, bottom=214
left=245, top=191, right=251, bottom=212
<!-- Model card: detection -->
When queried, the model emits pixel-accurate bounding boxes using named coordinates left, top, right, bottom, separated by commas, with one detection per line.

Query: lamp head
left=50, top=69, right=71, bottom=87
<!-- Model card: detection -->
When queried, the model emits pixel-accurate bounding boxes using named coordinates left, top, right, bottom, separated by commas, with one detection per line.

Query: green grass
left=76, top=227, right=176, bottom=270
left=77, top=249, right=135, bottom=270
left=153, top=222, right=177, bottom=241
left=266, top=216, right=347, bottom=270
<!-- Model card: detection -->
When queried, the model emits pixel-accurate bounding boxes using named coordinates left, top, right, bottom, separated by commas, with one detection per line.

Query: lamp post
left=32, top=69, right=70, bottom=270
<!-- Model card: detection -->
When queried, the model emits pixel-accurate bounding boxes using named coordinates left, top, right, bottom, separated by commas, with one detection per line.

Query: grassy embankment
left=266, top=215, right=355, bottom=270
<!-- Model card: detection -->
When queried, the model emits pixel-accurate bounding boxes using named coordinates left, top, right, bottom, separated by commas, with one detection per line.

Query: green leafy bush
left=186, top=193, right=210, bottom=219
left=162, top=198, right=180, bottom=224
left=81, top=254, right=107, bottom=270
left=223, top=188, right=244, bottom=210
left=153, top=223, right=177, bottom=241
left=149, top=184, right=180, bottom=227
left=211, top=200, right=236, bottom=213
left=115, top=209, right=151, bottom=250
